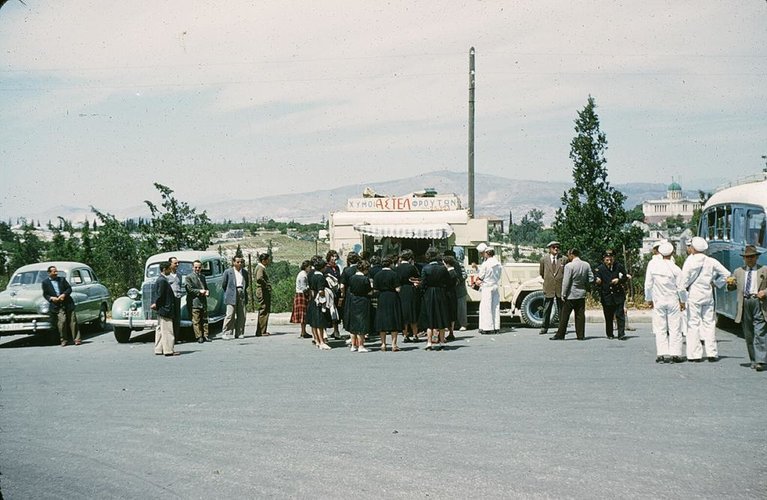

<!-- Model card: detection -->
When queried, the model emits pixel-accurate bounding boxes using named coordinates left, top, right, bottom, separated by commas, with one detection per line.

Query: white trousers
left=479, top=285, right=500, bottom=331
left=154, top=315, right=175, bottom=355
left=686, top=301, right=717, bottom=359
left=652, top=302, right=683, bottom=356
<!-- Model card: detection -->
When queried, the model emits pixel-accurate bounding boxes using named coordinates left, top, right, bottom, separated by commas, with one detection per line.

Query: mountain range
left=10, top=170, right=717, bottom=227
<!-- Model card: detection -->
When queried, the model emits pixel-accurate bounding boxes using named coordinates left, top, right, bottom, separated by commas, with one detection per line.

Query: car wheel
left=520, top=291, right=547, bottom=328
left=114, top=327, right=131, bottom=343
left=89, top=304, right=108, bottom=332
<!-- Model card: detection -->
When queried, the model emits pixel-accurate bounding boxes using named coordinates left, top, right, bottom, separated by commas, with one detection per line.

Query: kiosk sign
left=346, top=195, right=461, bottom=212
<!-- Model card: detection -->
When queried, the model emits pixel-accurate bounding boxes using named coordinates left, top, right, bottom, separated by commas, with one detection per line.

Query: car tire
left=88, top=304, right=108, bottom=332
left=114, top=327, right=131, bottom=343
left=520, top=291, right=547, bottom=328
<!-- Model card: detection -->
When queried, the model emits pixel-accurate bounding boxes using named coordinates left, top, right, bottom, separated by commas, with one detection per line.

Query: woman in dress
left=325, top=250, right=342, bottom=339
left=442, top=255, right=460, bottom=341
left=290, top=260, right=312, bottom=338
left=340, top=252, right=360, bottom=343
left=346, top=260, right=373, bottom=352
left=397, top=249, right=421, bottom=343
left=418, top=248, right=452, bottom=350
left=374, top=256, right=402, bottom=351
left=307, top=255, right=333, bottom=350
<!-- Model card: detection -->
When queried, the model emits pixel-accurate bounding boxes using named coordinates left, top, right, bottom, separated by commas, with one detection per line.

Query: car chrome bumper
left=0, top=320, right=53, bottom=333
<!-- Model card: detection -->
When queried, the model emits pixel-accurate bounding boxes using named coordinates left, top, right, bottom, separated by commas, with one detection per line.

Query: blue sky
left=1, top=1, right=765, bottom=218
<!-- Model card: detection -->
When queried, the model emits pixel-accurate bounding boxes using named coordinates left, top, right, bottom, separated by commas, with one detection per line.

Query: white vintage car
left=0, top=261, right=111, bottom=340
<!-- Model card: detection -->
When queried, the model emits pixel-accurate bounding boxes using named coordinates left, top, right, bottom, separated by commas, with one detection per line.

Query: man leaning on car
left=41, top=265, right=79, bottom=346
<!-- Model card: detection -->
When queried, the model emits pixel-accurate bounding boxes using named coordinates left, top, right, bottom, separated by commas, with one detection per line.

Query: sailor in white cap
left=679, top=236, right=731, bottom=362
left=475, top=245, right=502, bottom=334
left=651, top=239, right=668, bottom=260
left=645, top=242, right=684, bottom=363
left=539, top=241, right=566, bottom=334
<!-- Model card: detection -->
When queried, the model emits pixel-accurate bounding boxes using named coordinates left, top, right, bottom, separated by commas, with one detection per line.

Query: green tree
left=8, top=223, right=46, bottom=270
left=143, top=183, right=215, bottom=251
left=80, top=220, right=94, bottom=266
left=553, top=96, right=643, bottom=265
left=91, top=209, right=145, bottom=294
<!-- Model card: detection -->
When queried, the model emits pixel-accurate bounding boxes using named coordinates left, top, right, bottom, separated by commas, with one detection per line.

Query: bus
left=698, top=175, right=767, bottom=321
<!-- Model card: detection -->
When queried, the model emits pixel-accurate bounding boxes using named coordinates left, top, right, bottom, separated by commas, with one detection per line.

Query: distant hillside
left=13, top=170, right=712, bottom=226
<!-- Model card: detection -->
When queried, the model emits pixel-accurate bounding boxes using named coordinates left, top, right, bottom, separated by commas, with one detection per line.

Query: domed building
left=641, top=180, right=701, bottom=224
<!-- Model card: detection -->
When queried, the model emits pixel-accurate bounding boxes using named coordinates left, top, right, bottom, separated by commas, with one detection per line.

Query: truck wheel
left=520, top=291, right=547, bottom=328
left=114, top=327, right=131, bottom=343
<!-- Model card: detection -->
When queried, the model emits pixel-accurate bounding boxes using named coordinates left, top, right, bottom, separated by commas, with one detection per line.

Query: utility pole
left=468, top=47, right=475, bottom=218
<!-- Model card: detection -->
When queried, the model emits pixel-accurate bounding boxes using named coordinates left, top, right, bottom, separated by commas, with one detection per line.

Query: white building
left=642, top=181, right=701, bottom=224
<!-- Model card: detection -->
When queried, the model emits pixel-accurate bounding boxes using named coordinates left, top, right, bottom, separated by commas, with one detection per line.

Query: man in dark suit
left=255, top=253, right=272, bottom=337
left=221, top=256, right=249, bottom=339
left=727, top=245, right=767, bottom=371
left=551, top=249, right=593, bottom=341
left=539, top=241, right=566, bottom=335
left=151, top=261, right=178, bottom=356
left=41, top=265, right=79, bottom=346
left=185, top=259, right=210, bottom=344
left=594, top=250, right=629, bottom=340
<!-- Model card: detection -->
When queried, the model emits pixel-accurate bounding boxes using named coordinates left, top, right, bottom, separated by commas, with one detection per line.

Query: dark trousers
left=256, top=292, right=271, bottom=336
left=742, top=297, right=767, bottom=364
left=602, top=299, right=626, bottom=338
left=541, top=296, right=563, bottom=332
left=173, top=297, right=181, bottom=342
left=556, top=298, right=586, bottom=339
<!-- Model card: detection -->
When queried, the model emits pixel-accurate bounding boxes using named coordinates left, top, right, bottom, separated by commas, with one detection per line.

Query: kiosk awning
left=353, top=223, right=454, bottom=239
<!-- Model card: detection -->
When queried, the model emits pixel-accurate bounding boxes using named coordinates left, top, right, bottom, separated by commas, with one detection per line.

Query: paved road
left=0, top=320, right=763, bottom=499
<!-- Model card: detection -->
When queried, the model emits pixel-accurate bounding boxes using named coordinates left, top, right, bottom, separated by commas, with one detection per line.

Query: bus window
left=732, top=207, right=746, bottom=244
left=715, top=205, right=732, bottom=240
left=703, top=209, right=716, bottom=240
left=746, top=209, right=766, bottom=247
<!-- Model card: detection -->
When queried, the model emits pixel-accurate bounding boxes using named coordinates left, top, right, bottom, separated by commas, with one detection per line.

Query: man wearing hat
left=550, top=248, right=593, bottom=341
left=726, top=245, right=767, bottom=371
left=539, top=241, right=566, bottom=335
left=651, top=239, right=668, bottom=261
left=644, top=242, right=685, bottom=363
left=594, top=249, right=630, bottom=339
left=679, top=236, right=730, bottom=362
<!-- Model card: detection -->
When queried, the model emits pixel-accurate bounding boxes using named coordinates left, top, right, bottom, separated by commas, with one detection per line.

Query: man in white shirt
left=679, top=236, right=730, bottom=362
left=476, top=245, right=502, bottom=334
left=645, top=242, right=684, bottom=363
left=727, top=245, right=767, bottom=371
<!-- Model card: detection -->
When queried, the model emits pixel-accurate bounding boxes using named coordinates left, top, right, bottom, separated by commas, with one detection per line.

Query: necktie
left=744, top=268, right=752, bottom=296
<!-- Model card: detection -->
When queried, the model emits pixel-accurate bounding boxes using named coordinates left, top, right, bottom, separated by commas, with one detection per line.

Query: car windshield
left=146, top=261, right=194, bottom=278
left=9, top=270, right=67, bottom=287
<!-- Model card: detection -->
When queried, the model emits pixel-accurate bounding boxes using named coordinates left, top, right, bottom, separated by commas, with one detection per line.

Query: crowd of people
left=289, top=247, right=481, bottom=352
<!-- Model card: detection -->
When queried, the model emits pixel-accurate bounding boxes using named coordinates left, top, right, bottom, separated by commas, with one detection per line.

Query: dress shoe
left=607, top=336, right=615, bottom=340
left=617, top=336, right=627, bottom=341
left=707, top=356, right=719, bottom=362
left=655, top=356, right=663, bottom=363
left=549, top=336, right=564, bottom=340
left=197, top=337, right=205, bottom=344
left=671, top=356, right=684, bottom=363
left=445, top=334, right=456, bottom=342
left=755, top=364, right=765, bottom=372
left=688, top=358, right=703, bottom=363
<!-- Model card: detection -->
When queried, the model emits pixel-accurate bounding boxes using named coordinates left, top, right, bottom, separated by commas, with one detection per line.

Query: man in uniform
left=645, top=242, right=684, bottom=363
left=539, top=241, right=566, bottom=335
left=727, top=245, right=767, bottom=371
left=679, top=236, right=730, bottom=362
left=594, top=250, right=629, bottom=340
left=476, top=245, right=502, bottom=334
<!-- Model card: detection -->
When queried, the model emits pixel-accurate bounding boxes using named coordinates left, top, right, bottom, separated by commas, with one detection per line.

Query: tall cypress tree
left=553, top=96, right=642, bottom=265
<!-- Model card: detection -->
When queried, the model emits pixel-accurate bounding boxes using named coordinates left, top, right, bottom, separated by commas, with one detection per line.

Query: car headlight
left=127, top=288, right=140, bottom=300
left=38, top=302, right=50, bottom=314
